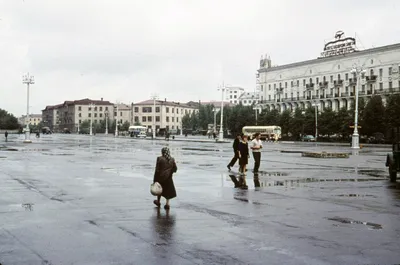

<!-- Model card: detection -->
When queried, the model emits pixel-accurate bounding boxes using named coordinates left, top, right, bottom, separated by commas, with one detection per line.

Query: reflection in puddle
left=182, top=148, right=220, bottom=152
left=336, top=194, right=377, bottom=198
left=21, top=203, right=34, bottom=211
left=327, top=216, right=382, bottom=230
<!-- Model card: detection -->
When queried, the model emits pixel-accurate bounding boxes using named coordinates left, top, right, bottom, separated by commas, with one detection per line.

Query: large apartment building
left=42, top=98, right=132, bottom=132
left=257, top=31, right=400, bottom=112
left=132, top=99, right=198, bottom=133
left=18, top=114, right=42, bottom=126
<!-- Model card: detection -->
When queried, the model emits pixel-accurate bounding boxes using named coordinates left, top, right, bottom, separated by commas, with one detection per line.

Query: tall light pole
left=254, top=105, right=261, bottom=125
left=22, top=73, right=34, bottom=143
left=217, top=83, right=226, bottom=142
left=105, top=110, right=109, bottom=135
left=89, top=103, right=94, bottom=136
left=351, top=65, right=366, bottom=149
left=213, top=107, right=217, bottom=134
left=151, top=94, right=158, bottom=139
left=312, top=102, right=320, bottom=141
left=114, top=102, right=119, bottom=137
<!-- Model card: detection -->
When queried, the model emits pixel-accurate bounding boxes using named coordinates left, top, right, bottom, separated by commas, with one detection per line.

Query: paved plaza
left=0, top=134, right=399, bottom=265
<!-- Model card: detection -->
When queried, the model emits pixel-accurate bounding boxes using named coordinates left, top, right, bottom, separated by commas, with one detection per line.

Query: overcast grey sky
left=1, top=0, right=399, bottom=116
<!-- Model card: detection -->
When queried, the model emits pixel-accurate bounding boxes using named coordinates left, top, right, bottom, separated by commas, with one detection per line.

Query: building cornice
left=258, top=43, right=400, bottom=73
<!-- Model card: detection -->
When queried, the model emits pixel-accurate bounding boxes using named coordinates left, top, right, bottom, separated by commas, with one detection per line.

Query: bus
left=242, top=126, right=282, bottom=141
left=128, top=126, right=147, bottom=138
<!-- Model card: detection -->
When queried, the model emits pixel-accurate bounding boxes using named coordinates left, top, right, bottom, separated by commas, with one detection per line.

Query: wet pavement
left=0, top=134, right=399, bottom=265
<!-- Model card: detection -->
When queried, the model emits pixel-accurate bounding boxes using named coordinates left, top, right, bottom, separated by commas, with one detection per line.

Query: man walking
left=5, top=131, right=8, bottom=142
left=227, top=133, right=241, bottom=171
left=251, top=133, right=263, bottom=173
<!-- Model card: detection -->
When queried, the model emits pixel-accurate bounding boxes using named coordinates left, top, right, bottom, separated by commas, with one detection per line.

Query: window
left=234, top=91, right=237, bottom=93
left=291, top=81, right=293, bottom=87
left=230, top=95, right=232, bottom=99
left=361, top=85, right=365, bottom=92
left=330, top=75, right=333, bottom=82
left=94, top=107, right=97, bottom=111
left=94, top=113, right=97, bottom=118
left=261, top=85, right=263, bottom=91
left=310, top=69, right=312, bottom=74
left=88, top=107, right=91, bottom=111
left=99, top=107, right=102, bottom=111
left=268, top=95, right=271, bottom=100
left=142, top=107, right=152, bottom=113
left=309, top=78, right=312, bottom=84
left=177, top=117, right=179, bottom=122
left=297, top=80, right=299, bottom=86
left=303, top=79, right=306, bottom=86
left=172, top=117, right=175, bottom=122
left=88, top=113, right=91, bottom=117
left=120, top=112, right=122, bottom=116
left=172, top=108, right=175, bottom=113
left=114, top=112, right=117, bottom=116
left=389, top=81, right=393, bottom=90
left=389, top=67, right=392, bottom=75
left=285, top=82, right=287, bottom=88
left=134, top=116, right=139, bottom=122
left=361, top=72, right=365, bottom=79
left=269, top=84, right=271, bottom=90
left=371, top=59, right=374, bottom=64
left=134, top=107, right=139, bottom=113
left=316, top=77, right=319, bottom=84
left=379, top=83, right=383, bottom=91
left=166, top=107, right=169, bottom=113
left=338, top=65, right=340, bottom=70
left=338, top=74, right=341, bottom=80
left=79, top=120, right=82, bottom=124
left=345, top=73, right=348, bottom=80
left=370, top=69, right=374, bottom=76
left=105, top=107, right=108, bottom=111
left=148, top=116, right=152, bottom=122
left=78, top=106, right=81, bottom=111
left=99, top=113, right=103, bottom=118
left=156, top=116, right=160, bottom=122
left=285, top=93, right=287, bottom=99
left=243, top=100, right=247, bottom=104
left=166, top=117, right=169, bottom=122
left=94, top=120, right=97, bottom=124
left=274, top=84, right=276, bottom=89
left=79, top=113, right=82, bottom=117
left=379, top=68, right=383, bottom=76
left=142, top=116, right=147, bottom=122
left=156, top=107, right=160, bottom=113
left=279, top=82, right=282, bottom=88
left=234, top=95, right=237, bottom=99
left=323, top=76, right=326, bottom=82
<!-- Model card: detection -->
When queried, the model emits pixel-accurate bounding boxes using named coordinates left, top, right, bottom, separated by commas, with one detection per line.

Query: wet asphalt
left=0, top=134, right=399, bottom=265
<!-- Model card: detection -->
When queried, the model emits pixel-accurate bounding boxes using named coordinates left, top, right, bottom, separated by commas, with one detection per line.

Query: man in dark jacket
left=227, top=133, right=241, bottom=171
left=5, top=131, right=8, bottom=142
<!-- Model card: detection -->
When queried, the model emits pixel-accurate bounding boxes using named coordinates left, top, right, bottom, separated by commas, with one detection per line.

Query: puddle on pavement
left=0, top=148, right=18, bottom=151
left=327, top=216, right=382, bottom=230
left=21, top=149, right=50, bottom=152
left=357, top=169, right=387, bottom=178
left=335, top=194, right=377, bottom=198
left=42, top=153, right=74, bottom=156
left=198, top=164, right=215, bottom=167
left=182, top=147, right=221, bottom=152
left=21, top=203, right=34, bottom=211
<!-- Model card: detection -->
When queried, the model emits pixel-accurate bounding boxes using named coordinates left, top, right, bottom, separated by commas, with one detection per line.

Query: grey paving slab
left=0, top=134, right=399, bottom=265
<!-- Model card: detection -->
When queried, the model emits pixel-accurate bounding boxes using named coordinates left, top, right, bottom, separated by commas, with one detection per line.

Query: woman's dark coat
left=153, top=156, right=178, bottom=199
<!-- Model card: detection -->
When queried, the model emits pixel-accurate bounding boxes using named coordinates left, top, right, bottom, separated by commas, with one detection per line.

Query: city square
left=0, top=134, right=399, bottom=265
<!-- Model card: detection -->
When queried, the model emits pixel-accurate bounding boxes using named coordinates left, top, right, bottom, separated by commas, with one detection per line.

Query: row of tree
left=79, top=119, right=131, bottom=134
left=182, top=94, right=400, bottom=141
left=0, top=108, right=20, bottom=130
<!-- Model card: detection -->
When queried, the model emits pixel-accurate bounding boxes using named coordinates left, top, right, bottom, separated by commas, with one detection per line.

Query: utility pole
left=22, top=73, right=35, bottom=143
left=89, top=103, right=94, bottom=136
left=217, top=83, right=226, bottom=142
left=351, top=64, right=366, bottom=149
left=151, top=94, right=158, bottom=139
left=312, top=102, right=320, bottom=141
left=115, top=102, right=119, bottom=137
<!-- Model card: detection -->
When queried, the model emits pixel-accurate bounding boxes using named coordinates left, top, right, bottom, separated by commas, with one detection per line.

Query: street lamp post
left=254, top=106, right=261, bottom=125
left=151, top=94, right=158, bottom=139
left=22, top=73, right=35, bottom=143
left=312, top=102, right=320, bottom=141
left=89, top=103, right=94, bottom=136
left=217, top=83, right=226, bottom=142
left=105, top=110, right=109, bottom=135
left=213, top=108, right=217, bottom=134
left=115, top=103, right=119, bottom=137
left=351, top=65, right=366, bottom=149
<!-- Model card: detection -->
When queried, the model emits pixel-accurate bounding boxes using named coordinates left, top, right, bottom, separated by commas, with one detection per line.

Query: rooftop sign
left=319, top=31, right=357, bottom=58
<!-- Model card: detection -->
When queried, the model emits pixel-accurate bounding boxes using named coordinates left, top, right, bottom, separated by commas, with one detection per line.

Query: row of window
left=81, top=112, right=124, bottom=118
left=134, top=116, right=180, bottom=123
left=79, top=106, right=110, bottom=112
left=78, top=119, right=124, bottom=124
left=262, top=66, right=400, bottom=91
left=134, top=106, right=193, bottom=115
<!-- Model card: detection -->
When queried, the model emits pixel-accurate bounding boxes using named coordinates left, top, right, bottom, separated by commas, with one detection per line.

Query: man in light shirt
left=250, top=133, right=263, bottom=173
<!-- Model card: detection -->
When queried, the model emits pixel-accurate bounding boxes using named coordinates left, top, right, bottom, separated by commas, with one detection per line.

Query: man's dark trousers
left=228, top=150, right=239, bottom=167
left=253, top=152, right=261, bottom=172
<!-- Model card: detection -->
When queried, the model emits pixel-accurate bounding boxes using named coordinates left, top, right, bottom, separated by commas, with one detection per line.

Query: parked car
left=302, top=135, right=316, bottom=142
left=367, top=132, right=385, bottom=144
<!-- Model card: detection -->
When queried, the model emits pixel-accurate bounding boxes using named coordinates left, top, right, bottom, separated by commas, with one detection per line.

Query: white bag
left=150, top=182, right=163, bottom=196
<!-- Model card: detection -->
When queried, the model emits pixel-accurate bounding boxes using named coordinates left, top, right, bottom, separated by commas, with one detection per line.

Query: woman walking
left=153, top=147, right=178, bottom=210
left=238, top=135, right=249, bottom=189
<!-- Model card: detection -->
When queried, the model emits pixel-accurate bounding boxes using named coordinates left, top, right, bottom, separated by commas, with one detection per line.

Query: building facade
left=238, top=92, right=260, bottom=106
left=225, top=86, right=245, bottom=104
left=42, top=98, right=116, bottom=132
left=132, top=99, right=198, bottom=133
left=257, top=31, right=400, bottom=112
left=18, top=114, right=42, bottom=126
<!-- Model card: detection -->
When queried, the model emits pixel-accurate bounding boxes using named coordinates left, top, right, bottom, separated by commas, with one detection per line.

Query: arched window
left=370, top=69, right=374, bottom=76
left=338, top=74, right=341, bottom=80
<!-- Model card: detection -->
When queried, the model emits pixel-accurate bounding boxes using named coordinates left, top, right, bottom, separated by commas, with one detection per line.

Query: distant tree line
left=182, top=94, right=400, bottom=141
left=78, top=119, right=130, bottom=134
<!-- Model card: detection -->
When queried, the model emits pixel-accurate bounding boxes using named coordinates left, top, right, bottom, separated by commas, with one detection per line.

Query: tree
left=0, top=108, right=20, bottom=130
left=121, top=121, right=130, bottom=131
left=336, top=107, right=353, bottom=139
left=318, top=108, right=336, bottom=137
left=279, top=110, right=292, bottom=136
left=289, top=108, right=305, bottom=139
left=363, top=95, right=385, bottom=136
left=134, top=121, right=142, bottom=126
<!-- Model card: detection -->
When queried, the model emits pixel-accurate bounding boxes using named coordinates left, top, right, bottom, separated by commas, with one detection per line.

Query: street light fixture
left=217, top=83, right=226, bottom=142
left=212, top=107, right=218, bottom=134
left=312, top=102, right=320, bottom=141
left=22, top=73, right=34, bottom=143
left=350, top=65, right=366, bottom=149
left=151, top=94, right=158, bottom=139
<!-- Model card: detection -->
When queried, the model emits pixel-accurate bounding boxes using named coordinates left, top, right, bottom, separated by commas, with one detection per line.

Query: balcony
left=359, top=91, right=366, bottom=95
left=334, top=80, right=343, bottom=87
left=312, top=95, right=318, bottom=99
left=320, top=95, right=325, bottom=99
left=341, top=92, right=348, bottom=97
left=366, top=75, right=377, bottom=83
left=306, top=83, right=315, bottom=90
left=319, top=81, right=328, bottom=88
left=367, top=90, right=372, bottom=95
left=326, top=94, right=333, bottom=98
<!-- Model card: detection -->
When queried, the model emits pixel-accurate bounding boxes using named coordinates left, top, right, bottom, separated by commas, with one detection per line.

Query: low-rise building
left=237, top=92, right=260, bottom=106
left=132, top=99, right=198, bottom=133
left=225, top=86, right=245, bottom=104
left=18, top=114, right=42, bottom=126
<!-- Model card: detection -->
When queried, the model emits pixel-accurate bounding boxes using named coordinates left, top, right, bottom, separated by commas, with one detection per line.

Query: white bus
left=242, top=126, right=282, bottom=141
left=128, top=126, right=147, bottom=138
